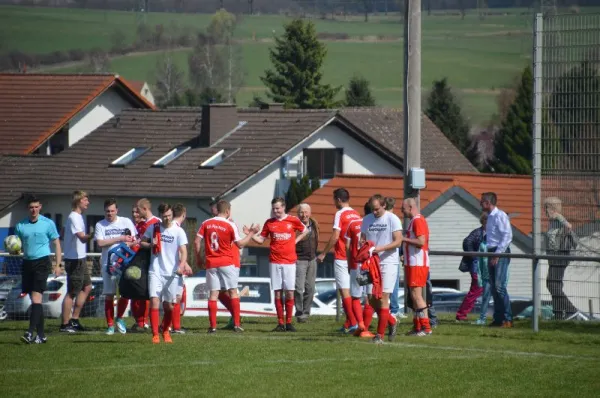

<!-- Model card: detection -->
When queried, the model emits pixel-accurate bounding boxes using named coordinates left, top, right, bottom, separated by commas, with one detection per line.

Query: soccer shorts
left=405, top=265, right=429, bottom=288
left=21, top=256, right=51, bottom=294
left=148, top=272, right=180, bottom=303
left=207, top=265, right=238, bottom=291
left=102, top=266, right=117, bottom=296
left=65, top=258, right=91, bottom=296
left=349, top=268, right=372, bottom=297
left=380, top=263, right=399, bottom=294
left=270, top=263, right=296, bottom=291
left=177, top=276, right=184, bottom=296
left=334, top=259, right=350, bottom=290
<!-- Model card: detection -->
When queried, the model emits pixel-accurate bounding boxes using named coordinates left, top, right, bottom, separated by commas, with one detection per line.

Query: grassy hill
left=0, top=5, right=547, bottom=123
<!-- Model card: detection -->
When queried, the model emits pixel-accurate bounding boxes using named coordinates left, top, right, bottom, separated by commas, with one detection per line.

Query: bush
left=68, top=49, right=86, bottom=61
left=316, top=32, right=349, bottom=40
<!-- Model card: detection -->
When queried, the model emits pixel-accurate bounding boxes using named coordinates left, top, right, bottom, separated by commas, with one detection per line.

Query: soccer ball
left=124, top=266, right=142, bottom=281
left=4, top=235, right=22, bottom=254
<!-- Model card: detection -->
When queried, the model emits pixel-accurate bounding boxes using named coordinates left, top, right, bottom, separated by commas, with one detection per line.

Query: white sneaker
left=116, top=318, right=127, bottom=334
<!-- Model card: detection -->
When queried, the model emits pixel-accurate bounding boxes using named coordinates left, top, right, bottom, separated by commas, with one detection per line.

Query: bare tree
left=155, top=51, right=185, bottom=107
left=188, top=33, right=224, bottom=92
left=223, top=38, right=245, bottom=103
left=86, top=50, right=110, bottom=73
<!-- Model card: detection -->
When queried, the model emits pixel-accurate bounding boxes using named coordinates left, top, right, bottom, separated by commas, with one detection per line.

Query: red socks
left=352, top=298, right=364, bottom=326
left=151, top=308, right=160, bottom=336
left=418, top=309, right=431, bottom=333
left=377, top=307, right=390, bottom=337
left=231, top=297, right=241, bottom=327
left=136, top=300, right=148, bottom=327
left=218, top=291, right=233, bottom=315
left=117, top=298, right=129, bottom=319
left=275, top=295, right=284, bottom=325
left=105, top=298, right=114, bottom=327
left=285, top=298, right=294, bottom=324
left=363, top=303, right=374, bottom=329
left=172, top=303, right=181, bottom=330
left=342, top=296, right=357, bottom=327
left=208, top=300, right=218, bottom=329
left=161, top=308, right=173, bottom=332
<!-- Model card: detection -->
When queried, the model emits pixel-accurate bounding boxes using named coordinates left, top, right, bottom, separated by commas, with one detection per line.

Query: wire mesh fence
left=533, top=12, right=600, bottom=324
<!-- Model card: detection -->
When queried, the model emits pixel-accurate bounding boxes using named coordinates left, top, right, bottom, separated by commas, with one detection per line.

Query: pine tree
left=261, top=19, right=341, bottom=109
left=491, top=66, right=533, bottom=174
left=425, top=78, right=471, bottom=154
left=285, top=179, right=301, bottom=212
left=310, top=176, right=321, bottom=192
left=344, top=75, right=376, bottom=107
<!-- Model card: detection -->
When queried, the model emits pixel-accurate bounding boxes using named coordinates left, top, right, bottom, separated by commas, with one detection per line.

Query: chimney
left=200, top=104, right=239, bottom=147
left=259, top=103, right=284, bottom=111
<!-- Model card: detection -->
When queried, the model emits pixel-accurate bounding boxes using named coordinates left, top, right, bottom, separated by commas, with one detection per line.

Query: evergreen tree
left=261, top=19, right=340, bottom=109
left=491, top=66, right=533, bottom=174
left=344, top=75, right=376, bottom=107
left=285, top=178, right=301, bottom=212
left=310, top=176, right=321, bottom=192
left=425, top=78, right=471, bottom=154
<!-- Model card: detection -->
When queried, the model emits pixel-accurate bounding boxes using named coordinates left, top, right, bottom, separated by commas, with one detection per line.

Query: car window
left=45, top=280, right=64, bottom=292
left=238, top=282, right=271, bottom=304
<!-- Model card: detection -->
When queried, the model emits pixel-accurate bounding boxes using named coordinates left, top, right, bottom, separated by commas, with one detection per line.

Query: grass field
left=2, top=6, right=596, bottom=123
left=1, top=315, right=599, bottom=396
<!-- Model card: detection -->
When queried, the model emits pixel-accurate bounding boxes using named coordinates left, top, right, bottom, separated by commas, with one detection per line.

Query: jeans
left=456, top=272, right=483, bottom=320
left=479, top=279, right=492, bottom=321
left=489, top=250, right=512, bottom=323
left=390, top=264, right=400, bottom=314
left=427, top=275, right=437, bottom=324
left=294, top=259, right=317, bottom=318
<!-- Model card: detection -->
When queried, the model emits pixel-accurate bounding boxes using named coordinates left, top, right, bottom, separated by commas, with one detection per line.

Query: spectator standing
left=544, top=197, right=578, bottom=319
left=294, top=203, right=319, bottom=323
left=456, top=213, right=487, bottom=321
left=15, top=196, right=62, bottom=344
left=480, top=192, right=513, bottom=328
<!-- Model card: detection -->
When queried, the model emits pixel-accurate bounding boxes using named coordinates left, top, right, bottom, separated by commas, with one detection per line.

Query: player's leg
left=282, top=264, right=296, bottom=331
left=116, top=295, right=129, bottom=333
left=148, top=273, right=163, bottom=343
left=222, top=266, right=242, bottom=331
left=171, top=277, right=184, bottom=333
left=60, top=260, right=77, bottom=332
left=102, top=265, right=117, bottom=334
left=206, top=268, right=221, bottom=333
left=378, top=263, right=399, bottom=342
left=361, top=289, right=375, bottom=338
left=270, top=263, right=285, bottom=331
left=334, top=259, right=355, bottom=332
left=161, top=279, right=177, bottom=343
left=71, top=259, right=92, bottom=331
left=409, top=266, right=431, bottom=336
left=349, top=269, right=365, bottom=335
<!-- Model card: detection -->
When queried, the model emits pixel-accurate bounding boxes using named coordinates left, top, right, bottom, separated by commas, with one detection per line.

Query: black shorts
left=22, top=256, right=51, bottom=294
left=65, top=258, right=92, bottom=295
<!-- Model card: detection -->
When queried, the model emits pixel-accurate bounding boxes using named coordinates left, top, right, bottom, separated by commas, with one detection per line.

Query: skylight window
left=111, top=147, right=149, bottom=166
left=153, top=146, right=191, bottom=167
left=200, top=149, right=225, bottom=168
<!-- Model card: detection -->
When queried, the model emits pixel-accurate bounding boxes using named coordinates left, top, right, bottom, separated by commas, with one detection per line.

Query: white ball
left=4, top=235, right=22, bottom=254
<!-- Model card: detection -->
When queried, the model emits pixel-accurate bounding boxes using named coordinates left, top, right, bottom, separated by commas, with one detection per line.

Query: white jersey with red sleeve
left=333, top=207, right=361, bottom=260
left=404, top=214, right=430, bottom=268
left=197, top=216, right=241, bottom=268
left=260, top=215, right=306, bottom=264
left=344, top=218, right=363, bottom=270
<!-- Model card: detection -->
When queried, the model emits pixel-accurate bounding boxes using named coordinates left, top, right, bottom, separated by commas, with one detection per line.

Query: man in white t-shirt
left=60, top=191, right=92, bottom=333
left=360, top=194, right=403, bottom=344
left=171, top=203, right=188, bottom=334
left=94, top=198, right=137, bottom=335
left=141, top=203, right=191, bottom=344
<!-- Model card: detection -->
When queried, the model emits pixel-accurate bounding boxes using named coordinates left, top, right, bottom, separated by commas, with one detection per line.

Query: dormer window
left=111, top=147, right=149, bottom=166
left=200, top=149, right=225, bottom=168
left=152, top=146, right=191, bottom=167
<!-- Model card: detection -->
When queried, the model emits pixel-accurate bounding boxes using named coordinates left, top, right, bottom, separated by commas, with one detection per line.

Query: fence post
left=532, top=12, right=544, bottom=333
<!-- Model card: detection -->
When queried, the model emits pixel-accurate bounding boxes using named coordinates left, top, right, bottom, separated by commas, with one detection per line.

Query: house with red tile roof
left=0, top=73, right=155, bottom=156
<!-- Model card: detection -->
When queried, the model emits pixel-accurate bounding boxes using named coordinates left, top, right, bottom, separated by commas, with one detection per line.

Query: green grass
left=4, top=5, right=597, bottom=123
left=1, top=316, right=599, bottom=396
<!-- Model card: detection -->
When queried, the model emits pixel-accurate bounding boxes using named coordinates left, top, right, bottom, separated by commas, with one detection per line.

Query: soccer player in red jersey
left=402, top=198, right=432, bottom=336
left=317, top=188, right=361, bottom=333
left=248, top=197, right=308, bottom=332
left=197, top=200, right=258, bottom=333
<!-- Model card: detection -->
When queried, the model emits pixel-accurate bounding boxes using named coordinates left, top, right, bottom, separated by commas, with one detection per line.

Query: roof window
left=152, top=146, right=191, bottom=167
left=200, top=149, right=225, bottom=168
left=111, top=147, right=149, bottom=166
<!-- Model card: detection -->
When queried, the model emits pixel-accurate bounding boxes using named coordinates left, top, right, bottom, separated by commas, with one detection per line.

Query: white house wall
left=426, top=197, right=543, bottom=297
left=68, top=87, right=133, bottom=147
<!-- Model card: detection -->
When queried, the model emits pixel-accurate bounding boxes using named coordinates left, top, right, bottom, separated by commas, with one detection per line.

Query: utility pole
left=403, top=0, right=422, bottom=314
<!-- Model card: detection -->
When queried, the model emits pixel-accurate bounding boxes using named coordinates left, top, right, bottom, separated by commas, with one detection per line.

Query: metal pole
left=532, top=13, right=544, bottom=333
left=403, top=0, right=422, bottom=313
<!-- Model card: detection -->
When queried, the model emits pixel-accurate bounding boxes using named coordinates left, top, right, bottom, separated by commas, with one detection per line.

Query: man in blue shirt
left=15, top=196, right=62, bottom=344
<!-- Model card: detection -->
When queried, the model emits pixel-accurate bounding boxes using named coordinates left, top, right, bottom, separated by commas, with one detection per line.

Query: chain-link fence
left=533, top=12, right=600, bottom=328
left=0, top=253, right=104, bottom=321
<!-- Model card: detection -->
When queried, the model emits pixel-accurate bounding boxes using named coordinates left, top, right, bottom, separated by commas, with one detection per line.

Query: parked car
left=5, top=275, right=103, bottom=319
left=315, top=278, right=336, bottom=295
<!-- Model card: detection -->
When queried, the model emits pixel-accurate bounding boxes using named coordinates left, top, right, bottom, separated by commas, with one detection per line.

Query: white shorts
left=207, top=265, right=239, bottom=291
left=270, top=263, right=296, bottom=291
left=380, top=263, right=400, bottom=294
left=177, top=276, right=184, bottom=296
left=102, top=267, right=117, bottom=296
left=334, top=259, right=350, bottom=290
left=149, top=272, right=180, bottom=303
left=350, top=268, right=373, bottom=297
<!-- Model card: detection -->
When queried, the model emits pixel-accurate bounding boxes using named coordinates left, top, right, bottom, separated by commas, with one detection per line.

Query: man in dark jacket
left=456, top=213, right=487, bottom=321
left=295, top=203, right=320, bottom=322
